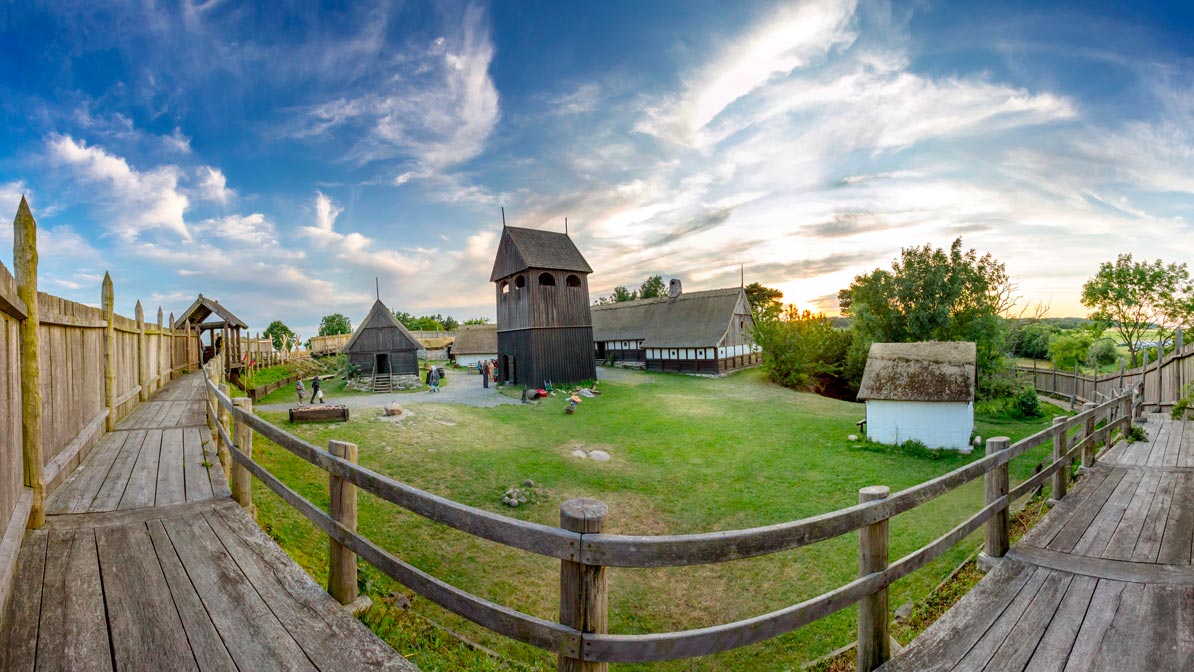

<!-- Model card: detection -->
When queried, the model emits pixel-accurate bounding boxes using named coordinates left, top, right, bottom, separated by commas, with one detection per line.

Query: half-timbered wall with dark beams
left=491, top=226, right=596, bottom=388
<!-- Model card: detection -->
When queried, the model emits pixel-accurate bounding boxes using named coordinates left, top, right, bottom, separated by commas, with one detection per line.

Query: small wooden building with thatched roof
left=342, top=300, right=421, bottom=388
left=450, top=324, right=498, bottom=368
left=491, top=225, right=596, bottom=387
left=857, top=341, right=977, bottom=452
left=590, top=280, right=759, bottom=374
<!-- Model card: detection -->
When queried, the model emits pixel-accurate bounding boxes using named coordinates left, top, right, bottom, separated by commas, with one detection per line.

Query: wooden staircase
left=371, top=365, right=392, bottom=393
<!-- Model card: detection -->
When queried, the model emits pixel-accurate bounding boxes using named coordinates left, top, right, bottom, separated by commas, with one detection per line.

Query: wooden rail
left=201, top=359, right=1141, bottom=669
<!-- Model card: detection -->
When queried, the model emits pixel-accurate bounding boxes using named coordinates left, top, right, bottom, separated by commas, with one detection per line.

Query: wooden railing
left=201, top=358, right=1140, bottom=670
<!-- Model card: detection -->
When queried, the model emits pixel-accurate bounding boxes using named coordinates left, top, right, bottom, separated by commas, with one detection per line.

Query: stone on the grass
left=588, top=450, right=611, bottom=462
left=571, top=450, right=587, bottom=459
left=895, top=602, right=913, bottom=621
left=384, top=402, right=403, bottom=416
left=973, top=435, right=983, bottom=446
left=848, top=434, right=859, bottom=441
left=522, top=479, right=535, bottom=488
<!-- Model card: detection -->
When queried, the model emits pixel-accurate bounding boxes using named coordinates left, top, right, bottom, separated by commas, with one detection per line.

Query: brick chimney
left=668, top=278, right=682, bottom=298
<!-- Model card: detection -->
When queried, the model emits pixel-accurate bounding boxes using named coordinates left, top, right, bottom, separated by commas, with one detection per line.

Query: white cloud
left=195, top=166, right=234, bottom=204
left=636, top=0, right=859, bottom=146
left=300, top=191, right=427, bottom=276
left=292, top=2, right=500, bottom=177
left=48, top=134, right=192, bottom=241
left=193, top=213, right=281, bottom=246
left=163, top=127, right=192, bottom=154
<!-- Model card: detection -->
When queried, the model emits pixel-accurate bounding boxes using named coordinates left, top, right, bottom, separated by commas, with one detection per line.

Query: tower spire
left=565, top=217, right=568, bottom=235
left=501, top=206, right=506, bottom=228
left=375, top=277, right=380, bottom=300
left=740, top=264, right=744, bottom=289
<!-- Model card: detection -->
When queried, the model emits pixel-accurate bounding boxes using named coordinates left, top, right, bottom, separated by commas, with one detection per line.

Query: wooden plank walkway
left=0, top=373, right=415, bottom=672
left=883, top=414, right=1194, bottom=672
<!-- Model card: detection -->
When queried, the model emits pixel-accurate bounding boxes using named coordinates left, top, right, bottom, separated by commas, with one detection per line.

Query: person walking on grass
left=295, top=378, right=305, bottom=405
left=427, top=366, right=440, bottom=393
left=482, top=360, right=490, bottom=389
left=309, top=375, right=321, bottom=404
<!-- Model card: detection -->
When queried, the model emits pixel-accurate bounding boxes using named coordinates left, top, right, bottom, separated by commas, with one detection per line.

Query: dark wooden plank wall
left=497, top=270, right=591, bottom=331
left=499, top=327, right=596, bottom=387
left=347, top=350, right=418, bottom=375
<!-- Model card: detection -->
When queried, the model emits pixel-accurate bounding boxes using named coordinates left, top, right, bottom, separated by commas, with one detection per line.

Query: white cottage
left=857, top=341, right=977, bottom=452
left=450, top=324, right=498, bottom=368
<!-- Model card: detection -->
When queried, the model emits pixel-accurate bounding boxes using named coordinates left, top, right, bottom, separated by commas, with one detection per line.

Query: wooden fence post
left=218, top=384, right=233, bottom=482
left=978, top=438, right=1010, bottom=572
left=136, top=301, right=148, bottom=402
left=857, top=485, right=890, bottom=672
left=328, top=440, right=360, bottom=606
left=168, top=312, right=176, bottom=379
left=231, top=397, right=253, bottom=515
left=1051, top=361, right=1057, bottom=396
left=559, top=498, right=608, bottom=672
left=102, top=272, right=116, bottom=430
left=1049, top=416, right=1068, bottom=505
left=14, top=197, right=45, bottom=529
left=1080, top=402, right=1097, bottom=471
left=156, top=307, right=164, bottom=391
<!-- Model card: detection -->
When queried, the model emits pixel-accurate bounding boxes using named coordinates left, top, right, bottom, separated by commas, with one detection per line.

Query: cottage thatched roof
left=342, top=300, right=421, bottom=354
left=452, top=324, right=498, bottom=354
left=591, top=287, right=748, bottom=348
left=177, top=294, right=249, bottom=329
left=857, top=341, right=976, bottom=402
left=490, top=226, right=592, bottom=281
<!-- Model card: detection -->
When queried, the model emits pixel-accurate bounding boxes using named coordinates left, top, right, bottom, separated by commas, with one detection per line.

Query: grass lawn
left=248, top=368, right=1064, bottom=671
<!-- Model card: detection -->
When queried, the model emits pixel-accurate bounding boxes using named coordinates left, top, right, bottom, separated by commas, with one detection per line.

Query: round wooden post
left=328, top=440, right=359, bottom=606
left=1081, top=402, right=1097, bottom=470
left=14, top=197, right=45, bottom=529
left=979, top=438, right=1010, bottom=571
left=559, top=498, right=608, bottom=672
left=231, top=397, right=253, bottom=514
left=1049, top=416, right=1068, bottom=505
left=217, top=384, right=232, bottom=482
left=857, top=485, right=890, bottom=672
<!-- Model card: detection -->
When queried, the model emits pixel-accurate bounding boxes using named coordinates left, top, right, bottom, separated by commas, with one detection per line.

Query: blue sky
left=2, top=0, right=1192, bottom=338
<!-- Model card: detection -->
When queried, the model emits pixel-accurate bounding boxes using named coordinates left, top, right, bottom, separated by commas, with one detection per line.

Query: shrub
left=754, top=310, right=856, bottom=399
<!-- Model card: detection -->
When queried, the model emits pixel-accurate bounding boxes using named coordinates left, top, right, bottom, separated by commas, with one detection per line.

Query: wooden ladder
left=372, top=371, right=392, bottom=393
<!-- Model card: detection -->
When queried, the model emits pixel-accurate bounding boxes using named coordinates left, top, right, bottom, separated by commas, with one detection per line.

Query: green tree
left=1008, top=322, right=1057, bottom=360
left=318, top=313, right=352, bottom=336
left=612, top=286, right=637, bottom=302
left=441, top=316, right=460, bottom=331
left=744, top=282, right=784, bottom=319
left=1080, top=254, right=1193, bottom=366
left=639, top=275, right=666, bottom=299
left=463, top=317, right=491, bottom=325
left=393, top=310, right=415, bottom=328
left=754, top=309, right=855, bottom=397
left=262, top=320, right=295, bottom=351
left=1048, top=332, right=1094, bottom=370
left=838, top=238, right=1009, bottom=389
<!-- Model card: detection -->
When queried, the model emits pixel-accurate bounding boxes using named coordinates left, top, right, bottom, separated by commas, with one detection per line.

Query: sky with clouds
left=1, top=0, right=1193, bottom=337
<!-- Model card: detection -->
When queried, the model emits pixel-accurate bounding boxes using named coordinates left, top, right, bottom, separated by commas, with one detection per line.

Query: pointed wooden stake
left=14, top=197, right=46, bottom=528
left=136, top=300, right=147, bottom=401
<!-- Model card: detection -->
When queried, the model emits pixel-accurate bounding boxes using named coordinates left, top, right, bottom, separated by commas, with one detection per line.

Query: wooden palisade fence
left=0, top=199, right=201, bottom=612
left=1015, top=328, right=1189, bottom=410
left=202, top=354, right=1141, bottom=671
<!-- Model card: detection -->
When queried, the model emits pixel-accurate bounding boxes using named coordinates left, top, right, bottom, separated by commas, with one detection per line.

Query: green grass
left=248, top=368, right=1061, bottom=671
left=240, top=364, right=299, bottom=389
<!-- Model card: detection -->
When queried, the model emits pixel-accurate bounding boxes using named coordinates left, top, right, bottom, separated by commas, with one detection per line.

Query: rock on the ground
left=972, top=435, right=983, bottom=446
left=588, top=450, right=611, bottom=462
left=522, top=479, right=535, bottom=488
left=848, top=434, right=858, bottom=441
left=571, top=450, right=587, bottom=459
left=384, top=402, right=403, bottom=416
left=895, top=602, right=913, bottom=621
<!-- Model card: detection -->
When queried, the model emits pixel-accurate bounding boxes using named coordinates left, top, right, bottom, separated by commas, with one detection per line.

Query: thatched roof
left=857, top=342, right=976, bottom=402
left=342, top=300, right=421, bottom=354
left=452, top=324, right=498, bottom=354
left=591, top=287, right=748, bottom=348
left=490, top=226, right=592, bottom=281
left=177, top=294, right=248, bottom=329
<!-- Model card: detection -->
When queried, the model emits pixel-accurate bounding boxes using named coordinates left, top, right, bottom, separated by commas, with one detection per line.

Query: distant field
left=248, top=368, right=1062, bottom=671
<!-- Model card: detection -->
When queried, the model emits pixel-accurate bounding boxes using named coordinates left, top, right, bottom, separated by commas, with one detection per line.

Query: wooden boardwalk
left=0, top=374, right=415, bottom=672
left=884, top=414, right=1194, bottom=672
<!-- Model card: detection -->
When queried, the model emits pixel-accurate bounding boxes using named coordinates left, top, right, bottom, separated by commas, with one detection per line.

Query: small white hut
left=450, top=324, right=498, bottom=368
left=857, top=341, right=977, bottom=452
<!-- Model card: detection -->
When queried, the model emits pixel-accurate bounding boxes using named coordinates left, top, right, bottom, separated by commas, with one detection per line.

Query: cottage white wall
left=456, top=353, right=498, bottom=368
left=865, top=400, right=974, bottom=452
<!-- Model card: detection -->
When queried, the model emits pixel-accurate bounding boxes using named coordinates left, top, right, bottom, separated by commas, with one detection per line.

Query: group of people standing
left=478, top=359, right=498, bottom=388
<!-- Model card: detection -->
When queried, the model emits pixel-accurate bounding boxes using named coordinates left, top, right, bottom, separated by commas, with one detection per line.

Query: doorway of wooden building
left=374, top=352, right=390, bottom=376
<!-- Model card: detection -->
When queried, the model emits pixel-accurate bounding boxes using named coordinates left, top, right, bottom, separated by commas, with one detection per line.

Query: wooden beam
left=231, top=396, right=253, bottom=515
left=14, top=196, right=45, bottom=528
left=856, top=485, right=890, bottom=672
left=102, top=272, right=116, bottom=431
